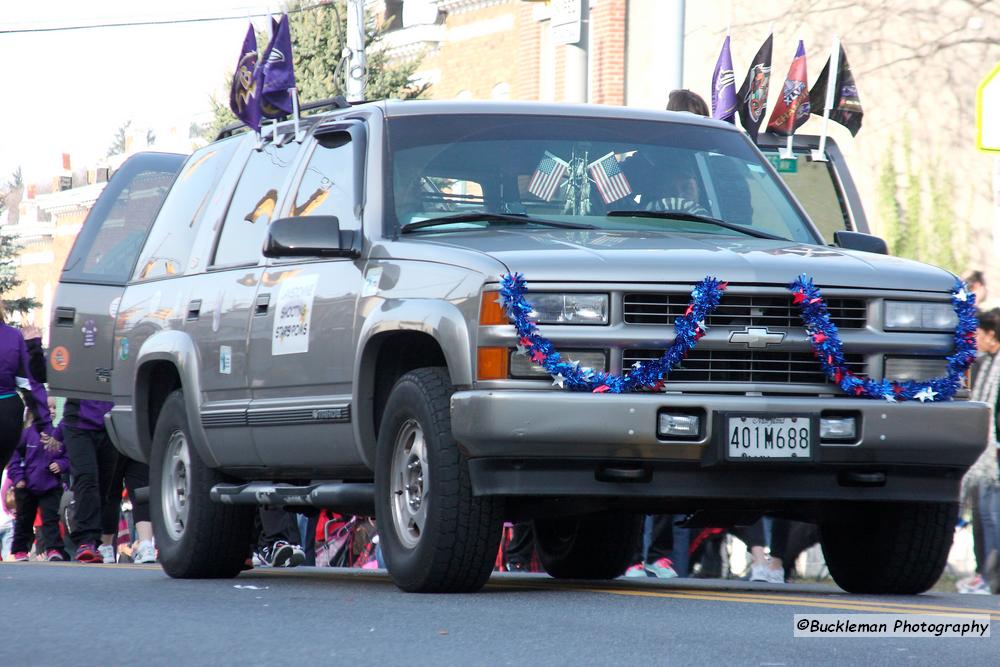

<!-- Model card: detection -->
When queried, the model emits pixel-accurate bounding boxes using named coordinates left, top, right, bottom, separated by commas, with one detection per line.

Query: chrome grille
left=622, top=294, right=867, bottom=329
left=623, top=349, right=866, bottom=385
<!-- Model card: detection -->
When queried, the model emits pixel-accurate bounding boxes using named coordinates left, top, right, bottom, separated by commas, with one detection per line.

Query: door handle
left=54, top=306, right=76, bottom=327
left=255, top=293, right=271, bottom=316
left=186, top=300, right=202, bottom=321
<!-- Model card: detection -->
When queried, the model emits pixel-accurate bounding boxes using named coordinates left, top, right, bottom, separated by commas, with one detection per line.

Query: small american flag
left=587, top=152, right=632, bottom=204
left=527, top=151, right=569, bottom=201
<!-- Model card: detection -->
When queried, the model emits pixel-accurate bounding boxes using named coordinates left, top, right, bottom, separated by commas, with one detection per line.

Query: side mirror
left=833, top=231, right=888, bottom=255
left=263, top=215, right=359, bottom=259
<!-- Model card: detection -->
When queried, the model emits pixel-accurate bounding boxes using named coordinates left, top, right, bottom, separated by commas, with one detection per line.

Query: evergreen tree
left=877, top=141, right=903, bottom=255
left=0, top=230, right=39, bottom=321
left=0, top=167, right=40, bottom=321
left=207, top=0, right=427, bottom=138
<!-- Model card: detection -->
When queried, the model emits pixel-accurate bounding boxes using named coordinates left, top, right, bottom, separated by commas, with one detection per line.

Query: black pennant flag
left=809, top=45, right=863, bottom=136
left=737, top=34, right=773, bottom=143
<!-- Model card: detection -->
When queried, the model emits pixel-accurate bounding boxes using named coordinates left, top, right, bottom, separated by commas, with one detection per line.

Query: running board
left=210, top=482, right=374, bottom=516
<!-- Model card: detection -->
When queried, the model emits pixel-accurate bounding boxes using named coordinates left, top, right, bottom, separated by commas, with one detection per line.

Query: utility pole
left=563, top=1, right=589, bottom=103
left=667, top=0, right=686, bottom=91
left=345, top=0, right=367, bottom=102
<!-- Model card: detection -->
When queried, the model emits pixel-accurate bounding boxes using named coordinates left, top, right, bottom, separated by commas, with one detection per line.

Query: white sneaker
left=134, top=540, right=156, bottom=564
left=765, top=567, right=786, bottom=584
left=749, top=564, right=770, bottom=582
left=98, top=544, right=115, bottom=564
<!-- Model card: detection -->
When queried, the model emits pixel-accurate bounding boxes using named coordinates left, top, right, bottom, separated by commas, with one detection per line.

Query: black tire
left=150, top=390, right=254, bottom=578
left=534, top=512, right=643, bottom=579
left=819, top=501, right=958, bottom=594
left=375, top=367, right=504, bottom=593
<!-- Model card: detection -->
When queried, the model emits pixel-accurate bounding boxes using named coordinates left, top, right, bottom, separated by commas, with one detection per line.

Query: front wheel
left=150, top=390, right=254, bottom=578
left=819, top=501, right=957, bottom=594
left=534, top=512, right=642, bottom=579
left=375, top=367, right=504, bottom=593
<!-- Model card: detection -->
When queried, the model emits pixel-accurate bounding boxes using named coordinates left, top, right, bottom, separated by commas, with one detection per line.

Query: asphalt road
left=1, top=563, right=997, bottom=666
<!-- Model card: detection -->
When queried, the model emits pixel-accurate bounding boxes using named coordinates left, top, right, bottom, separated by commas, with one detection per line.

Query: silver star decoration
left=914, top=386, right=938, bottom=402
left=568, top=359, right=581, bottom=370
left=551, top=373, right=566, bottom=388
left=882, top=393, right=897, bottom=403
left=954, top=288, right=969, bottom=302
left=697, top=319, right=708, bottom=332
left=516, top=342, right=530, bottom=355
left=631, top=361, right=643, bottom=370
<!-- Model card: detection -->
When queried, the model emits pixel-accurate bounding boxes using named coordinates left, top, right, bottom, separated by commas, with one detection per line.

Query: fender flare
left=352, top=298, right=473, bottom=467
left=134, top=330, right=219, bottom=468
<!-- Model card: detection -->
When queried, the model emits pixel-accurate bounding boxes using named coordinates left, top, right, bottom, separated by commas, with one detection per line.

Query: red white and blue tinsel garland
left=499, top=273, right=976, bottom=401
left=790, top=275, right=976, bottom=402
left=498, top=273, right=727, bottom=393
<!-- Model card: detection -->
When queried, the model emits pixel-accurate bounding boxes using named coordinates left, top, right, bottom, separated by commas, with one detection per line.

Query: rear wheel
left=534, top=512, right=642, bottom=579
left=375, top=367, right=504, bottom=593
left=150, top=390, right=254, bottom=578
left=820, top=501, right=957, bottom=594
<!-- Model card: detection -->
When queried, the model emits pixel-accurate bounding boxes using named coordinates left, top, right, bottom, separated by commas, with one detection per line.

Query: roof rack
left=215, top=95, right=356, bottom=141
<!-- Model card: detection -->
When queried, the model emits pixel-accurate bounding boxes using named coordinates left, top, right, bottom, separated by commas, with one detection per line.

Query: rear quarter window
left=61, top=153, right=183, bottom=285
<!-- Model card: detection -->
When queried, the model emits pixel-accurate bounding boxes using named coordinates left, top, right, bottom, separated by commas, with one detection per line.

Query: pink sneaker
left=645, top=557, right=678, bottom=579
left=624, top=562, right=648, bottom=578
left=11, top=551, right=29, bottom=562
left=45, top=549, right=67, bottom=562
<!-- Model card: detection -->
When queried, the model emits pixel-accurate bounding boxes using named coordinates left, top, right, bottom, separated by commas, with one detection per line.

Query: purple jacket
left=6, top=427, right=68, bottom=494
left=62, top=399, right=114, bottom=431
left=0, top=323, right=52, bottom=435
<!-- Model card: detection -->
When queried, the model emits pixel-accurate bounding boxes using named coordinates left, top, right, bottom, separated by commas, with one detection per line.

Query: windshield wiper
left=606, top=209, right=789, bottom=241
left=400, top=211, right=597, bottom=234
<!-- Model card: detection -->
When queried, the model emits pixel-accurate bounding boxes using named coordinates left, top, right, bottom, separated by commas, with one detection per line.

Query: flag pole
left=781, top=134, right=794, bottom=160
left=291, top=87, right=302, bottom=142
left=811, top=35, right=840, bottom=162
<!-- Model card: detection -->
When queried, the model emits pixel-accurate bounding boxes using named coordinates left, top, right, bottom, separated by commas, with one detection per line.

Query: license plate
left=727, top=416, right=811, bottom=460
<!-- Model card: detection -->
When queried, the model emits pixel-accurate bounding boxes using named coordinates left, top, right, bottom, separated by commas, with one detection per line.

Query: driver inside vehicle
left=644, top=163, right=709, bottom=217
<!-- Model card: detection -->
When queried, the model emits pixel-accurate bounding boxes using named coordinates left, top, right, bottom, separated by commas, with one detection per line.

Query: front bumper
left=450, top=390, right=990, bottom=503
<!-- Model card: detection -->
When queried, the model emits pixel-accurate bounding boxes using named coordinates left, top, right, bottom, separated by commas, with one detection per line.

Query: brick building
left=379, top=0, right=629, bottom=106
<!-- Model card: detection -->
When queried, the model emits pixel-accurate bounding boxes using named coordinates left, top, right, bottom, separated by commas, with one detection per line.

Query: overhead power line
left=0, top=2, right=332, bottom=35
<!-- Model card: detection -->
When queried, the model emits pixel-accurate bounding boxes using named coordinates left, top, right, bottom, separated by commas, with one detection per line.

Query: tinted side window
left=763, top=153, right=849, bottom=243
left=214, top=141, right=298, bottom=267
left=62, top=153, right=184, bottom=284
left=290, top=134, right=357, bottom=229
left=133, top=137, right=242, bottom=281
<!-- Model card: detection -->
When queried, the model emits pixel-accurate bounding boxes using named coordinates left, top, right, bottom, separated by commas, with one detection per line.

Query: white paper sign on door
left=271, top=274, right=319, bottom=356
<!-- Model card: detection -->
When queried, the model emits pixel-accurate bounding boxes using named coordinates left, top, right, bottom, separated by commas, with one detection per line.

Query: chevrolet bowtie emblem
left=729, top=327, right=785, bottom=349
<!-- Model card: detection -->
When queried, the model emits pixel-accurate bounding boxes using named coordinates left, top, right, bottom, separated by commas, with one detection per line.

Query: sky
left=0, top=1, right=283, bottom=186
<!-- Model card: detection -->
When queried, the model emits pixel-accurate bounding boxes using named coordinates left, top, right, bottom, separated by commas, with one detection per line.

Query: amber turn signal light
left=477, top=347, right=509, bottom=380
left=479, top=293, right=507, bottom=326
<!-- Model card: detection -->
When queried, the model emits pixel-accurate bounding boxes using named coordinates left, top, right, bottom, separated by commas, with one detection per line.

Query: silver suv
left=49, top=100, right=988, bottom=594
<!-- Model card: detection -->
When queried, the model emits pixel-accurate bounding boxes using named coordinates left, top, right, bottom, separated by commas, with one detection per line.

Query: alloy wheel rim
left=162, top=429, right=191, bottom=541
left=390, top=419, right=429, bottom=549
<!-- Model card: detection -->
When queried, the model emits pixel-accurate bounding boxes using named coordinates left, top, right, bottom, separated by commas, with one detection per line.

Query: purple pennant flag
left=229, top=23, right=262, bottom=132
left=260, top=14, right=296, bottom=119
left=711, top=35, right=738, bottom=123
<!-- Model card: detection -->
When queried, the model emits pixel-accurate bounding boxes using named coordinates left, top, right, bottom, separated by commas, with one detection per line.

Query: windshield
left=386, top=114, right=820, bottom=244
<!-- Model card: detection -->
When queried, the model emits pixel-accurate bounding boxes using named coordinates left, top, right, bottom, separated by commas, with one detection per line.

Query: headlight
left=527, top=293, right=609, bottom=325
left=884, top=356, right=949, bottom=382
left=884, top=301, right=957, bottom=331
left=509, top=349, right=608, bottom=379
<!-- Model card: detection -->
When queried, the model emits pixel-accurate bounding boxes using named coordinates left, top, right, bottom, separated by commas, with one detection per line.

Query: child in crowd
left=6, top=400, right=69, bottom=561
left=0, top=469, right=14, bottom=559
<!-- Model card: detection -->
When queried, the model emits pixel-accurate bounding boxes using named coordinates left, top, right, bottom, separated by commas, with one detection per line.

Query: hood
left=409, top=229, right=955, bottom=292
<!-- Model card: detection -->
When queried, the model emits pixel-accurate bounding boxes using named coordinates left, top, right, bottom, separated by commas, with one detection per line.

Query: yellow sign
left=976, top=62, right=1000, bottom=153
